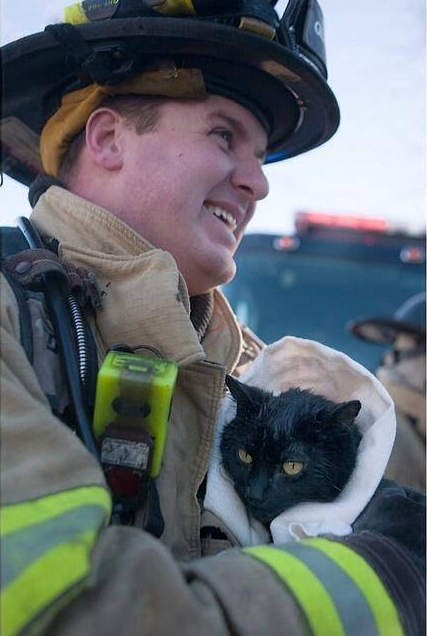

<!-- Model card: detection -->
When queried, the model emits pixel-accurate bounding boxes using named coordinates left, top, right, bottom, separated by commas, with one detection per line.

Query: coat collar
left=31, top=186, right=243, bottom=370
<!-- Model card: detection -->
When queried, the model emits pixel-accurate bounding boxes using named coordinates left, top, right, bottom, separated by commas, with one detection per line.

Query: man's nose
left=231, top=158, right=269, bottom=202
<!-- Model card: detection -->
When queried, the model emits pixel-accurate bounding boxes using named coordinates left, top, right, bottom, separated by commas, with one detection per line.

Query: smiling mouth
left=205, top=204, right=238, bottom=232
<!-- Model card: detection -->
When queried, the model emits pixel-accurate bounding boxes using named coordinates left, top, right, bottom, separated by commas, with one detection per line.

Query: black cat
left=220, top=375, right=362, bottom=526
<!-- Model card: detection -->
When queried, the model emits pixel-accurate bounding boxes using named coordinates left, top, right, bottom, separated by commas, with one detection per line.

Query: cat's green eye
left=282, top=461, right=304, bottom=476
left=238, top=449, right=253, bottom=464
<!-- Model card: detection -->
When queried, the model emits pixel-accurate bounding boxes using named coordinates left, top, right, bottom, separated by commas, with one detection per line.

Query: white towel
left=204, top=336, right=396, bottom=546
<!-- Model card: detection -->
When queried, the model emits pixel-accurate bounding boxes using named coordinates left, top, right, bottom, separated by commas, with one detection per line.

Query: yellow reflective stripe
left=1, top=486, right=111, bottom=536
left=64, top=3, right=90, bottom=25
left=306, top=539, right=404, bottom=636
left=282, top=543, right=378, bottom=635
left=244, top=546, right=345, bottom=636
left=2, top=530, right=96, bottom=636
left=157, top=0, right=196, bottom=15
left=1, top=486, right=111, bottom=636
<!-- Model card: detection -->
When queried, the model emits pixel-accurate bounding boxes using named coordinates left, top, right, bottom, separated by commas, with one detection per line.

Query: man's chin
left=221, top=264, right=237, bottom=284
left=184, top=252, right=237, bottom=296
left=216, top=262, right=237, bottom=292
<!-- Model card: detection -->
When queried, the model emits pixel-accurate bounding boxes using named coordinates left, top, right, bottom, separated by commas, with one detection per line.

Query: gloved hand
left=353, top=478, right=426, bottom=570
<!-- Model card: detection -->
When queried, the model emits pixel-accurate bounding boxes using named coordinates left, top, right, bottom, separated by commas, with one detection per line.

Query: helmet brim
left=349, top=318, right=426, bottom=346
left=1, top=17, right=340, bottom=185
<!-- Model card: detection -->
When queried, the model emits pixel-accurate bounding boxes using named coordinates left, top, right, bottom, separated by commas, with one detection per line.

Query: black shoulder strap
left=1, top=221, right=99, bottom=459
left=1, top=226, right=34, bottom=362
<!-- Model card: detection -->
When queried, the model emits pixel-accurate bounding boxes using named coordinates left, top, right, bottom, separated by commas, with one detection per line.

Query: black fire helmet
left=1, top=0, right=340, bottom=185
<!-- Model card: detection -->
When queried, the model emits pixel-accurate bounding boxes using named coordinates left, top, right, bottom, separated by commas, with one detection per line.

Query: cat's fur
left=220, top=375, right=362, bottom=525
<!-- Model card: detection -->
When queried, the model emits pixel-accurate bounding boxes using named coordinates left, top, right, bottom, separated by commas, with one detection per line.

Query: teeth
left=205, top=205, right=237, bottom=231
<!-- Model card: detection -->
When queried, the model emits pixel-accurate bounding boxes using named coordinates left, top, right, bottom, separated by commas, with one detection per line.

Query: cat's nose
left=246, top=485, right=267, bottom=502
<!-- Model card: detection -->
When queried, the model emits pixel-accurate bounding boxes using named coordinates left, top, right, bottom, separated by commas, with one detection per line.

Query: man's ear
left=85, top=108, right=124, bottom=171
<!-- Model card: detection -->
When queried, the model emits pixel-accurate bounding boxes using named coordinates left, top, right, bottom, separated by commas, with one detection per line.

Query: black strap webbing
left=1, top=226, right=34, bottom=362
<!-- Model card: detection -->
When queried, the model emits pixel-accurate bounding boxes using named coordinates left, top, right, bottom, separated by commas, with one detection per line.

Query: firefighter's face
left=80, top=95, right=269, bottom=296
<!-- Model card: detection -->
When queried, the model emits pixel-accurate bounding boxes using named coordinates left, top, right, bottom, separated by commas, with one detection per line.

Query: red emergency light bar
left=295, top=211, right=389, bottom=234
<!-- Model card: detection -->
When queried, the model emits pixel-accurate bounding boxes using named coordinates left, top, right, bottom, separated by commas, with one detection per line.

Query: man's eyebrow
left=208, top=110, right=267, bottom=160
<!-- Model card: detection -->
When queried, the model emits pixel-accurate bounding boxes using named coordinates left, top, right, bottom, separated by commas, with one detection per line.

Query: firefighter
left=1, top=2, right=424, bottom=634
left=350, top=292, right=426, bottom=491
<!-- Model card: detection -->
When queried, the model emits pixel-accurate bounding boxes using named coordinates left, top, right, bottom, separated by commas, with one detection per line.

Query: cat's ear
left=225, top=375, right=260, bottom=410
left=333, top=400, right=362, bottom=426
left=225, top=375, right=251, bottom=402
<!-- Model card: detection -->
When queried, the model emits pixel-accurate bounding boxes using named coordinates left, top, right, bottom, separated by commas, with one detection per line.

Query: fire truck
left=223, top=212, right=426, bottom=371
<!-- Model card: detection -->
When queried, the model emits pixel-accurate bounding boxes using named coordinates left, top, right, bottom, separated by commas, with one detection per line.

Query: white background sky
left=1, top=0, right=425, bottom=235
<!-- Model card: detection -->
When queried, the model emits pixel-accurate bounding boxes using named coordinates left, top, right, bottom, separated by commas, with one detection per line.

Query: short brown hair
left=58, top=94, right=164, bottom=183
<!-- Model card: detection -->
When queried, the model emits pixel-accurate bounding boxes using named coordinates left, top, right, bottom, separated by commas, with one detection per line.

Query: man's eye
left=213, top=129, right=233, bottom=148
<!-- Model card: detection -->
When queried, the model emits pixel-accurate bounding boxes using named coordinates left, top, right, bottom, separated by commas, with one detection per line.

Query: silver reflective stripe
left=1, top=505, right=105, bottom=587
left=285, top=543, right=379, bottom=636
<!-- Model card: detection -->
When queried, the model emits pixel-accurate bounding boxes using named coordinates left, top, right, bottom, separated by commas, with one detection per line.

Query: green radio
left=93, top=350, right=178, bottom=477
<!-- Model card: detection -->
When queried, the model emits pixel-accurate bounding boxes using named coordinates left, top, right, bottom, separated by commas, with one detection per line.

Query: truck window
left=223, top=227, right=425, bottom=372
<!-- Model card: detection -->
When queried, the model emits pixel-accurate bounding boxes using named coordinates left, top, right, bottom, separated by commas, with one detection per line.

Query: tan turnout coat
left=1, top=186, right=310, bottom=634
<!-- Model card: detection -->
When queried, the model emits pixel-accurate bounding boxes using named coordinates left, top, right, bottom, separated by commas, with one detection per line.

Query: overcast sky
left=1, top=0, right=425, bottom=234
